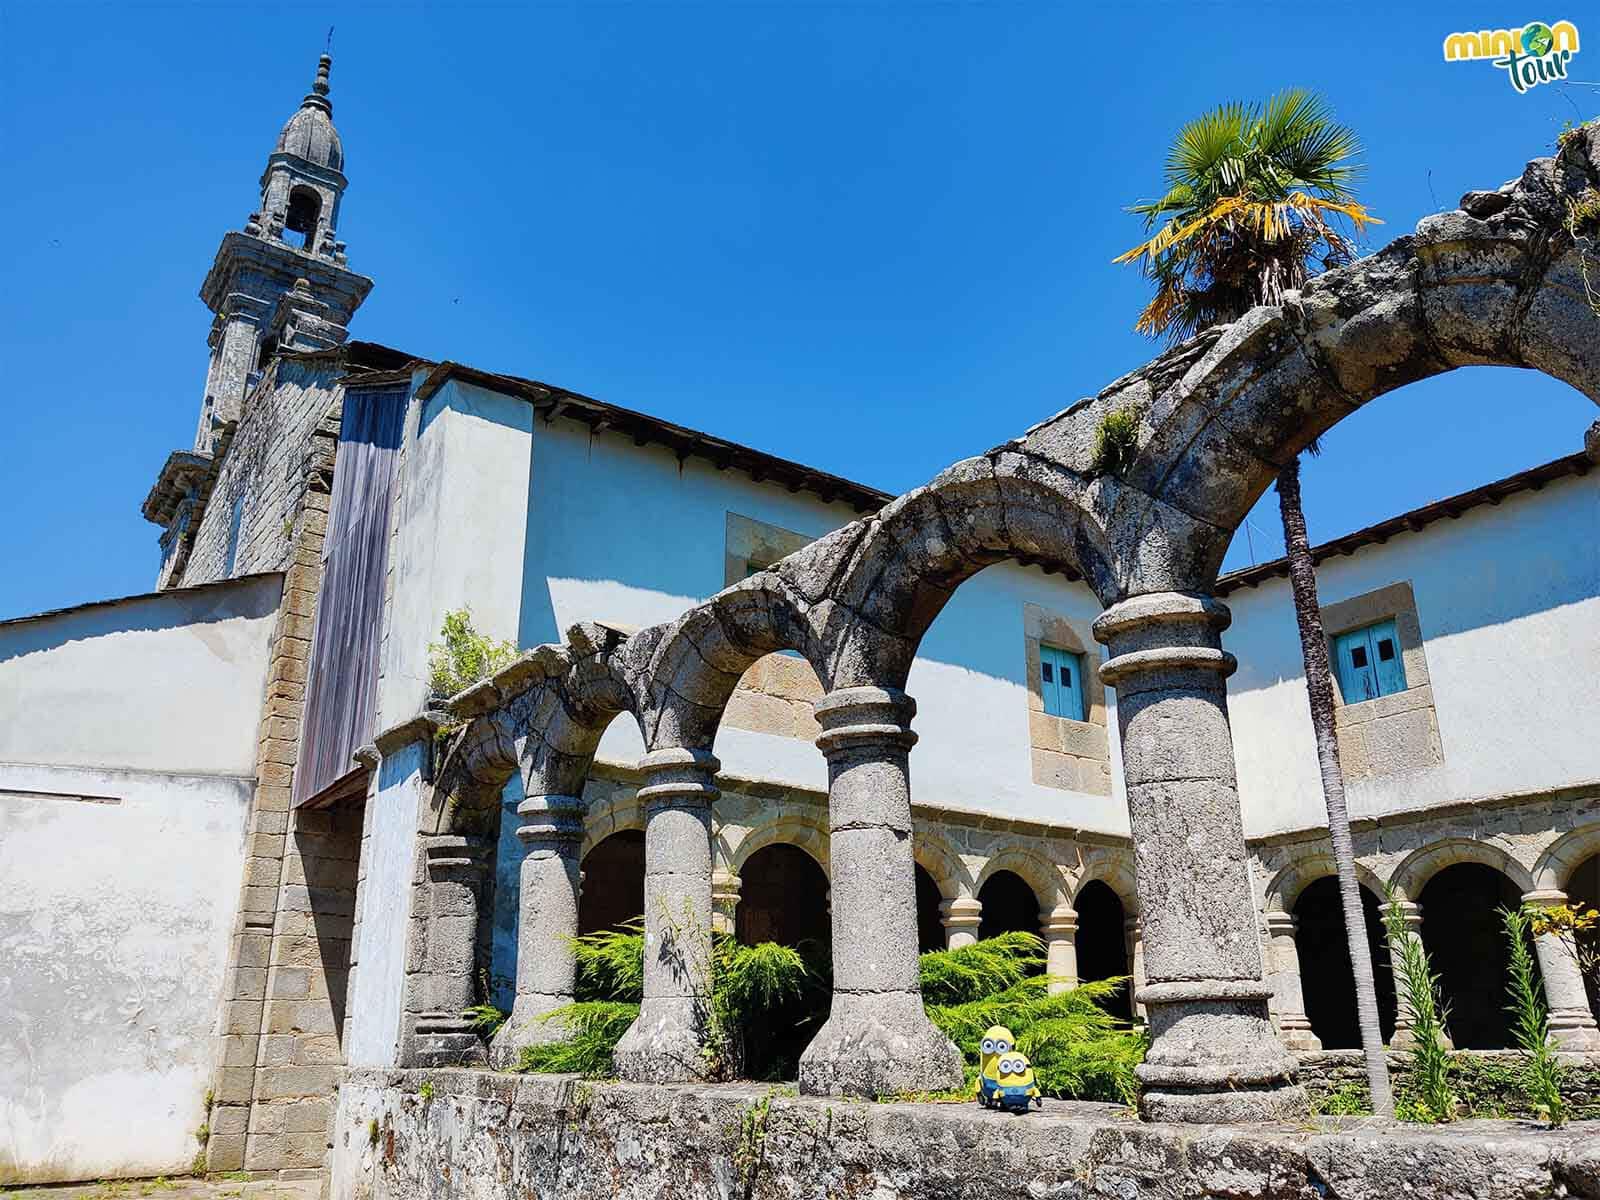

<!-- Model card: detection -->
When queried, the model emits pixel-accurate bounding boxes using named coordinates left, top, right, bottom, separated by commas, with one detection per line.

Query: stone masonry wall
left=184, top=355, right=342, bottom=587
left=202, top=384, right=362, bottom=1178
left=330, top=1069, right=1600, bottom=1200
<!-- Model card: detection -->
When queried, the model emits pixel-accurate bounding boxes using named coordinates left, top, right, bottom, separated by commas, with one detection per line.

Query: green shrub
left=427, top=608, right=518, bottom=700
left=1312, top=1084, right=1372, bottom=1116
left=517, top=923, right=1144, bottom=1104
left=1501, top=905, right=1566, bottom=1126
left=920, top=933, right=1143, bottom=1105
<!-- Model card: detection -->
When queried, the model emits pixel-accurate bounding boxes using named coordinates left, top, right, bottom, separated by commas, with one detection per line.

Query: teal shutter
left=1040, top=645, right=1086, bottom=721
left=1367, top=618, right=1407, bottom=696
left=1332, top=619, right=1407, bottom=702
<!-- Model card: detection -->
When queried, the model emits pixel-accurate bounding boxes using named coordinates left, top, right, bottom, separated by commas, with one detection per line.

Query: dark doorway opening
left=737, top=843, right=829, bottom=951
left=1074, top=880, right=1131, bottom=1015
left=1293, top=876, right=1396, bottom=1048
left=915, top=863, right=946, bottom=953
left=1418, top=862, right=1528, bottom=1048
left=579, top=830, right=645, bottom=935
left=977, top=869, right=1039, bottom=942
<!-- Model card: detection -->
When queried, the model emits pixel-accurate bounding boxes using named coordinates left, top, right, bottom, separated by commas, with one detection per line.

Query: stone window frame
left=1319, top=581, right=1445, bottom=779
left=724, top=512, right=814, bottom=587
left=1023, top=602, right=1111, bottom=796
left=721, top=512, right=826, bottom=741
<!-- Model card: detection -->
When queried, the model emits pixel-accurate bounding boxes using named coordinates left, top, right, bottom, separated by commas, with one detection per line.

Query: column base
left=488, top=997, right=573, bottom=1070
left=797, top=991, right=963, bottom=1099
left=409, top=1013, right=486, bottom=1068
left=1136, top=982, right=1307, bottom=1123
left=1548, top=1010, right=1600, bottom=1051
left=1278, top=1020, right=1323, bottom=1053
left=614, top=997, right=713, bottom=1083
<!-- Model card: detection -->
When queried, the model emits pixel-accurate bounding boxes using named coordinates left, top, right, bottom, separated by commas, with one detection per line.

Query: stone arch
left=633, top=572, right=839, bottom=751
left=823, top=461, right=1118, bottom=689
left=974, top=847, right=1070, bottom=911
left=1074, top=850, right=1140, bottom=916
left=1262, top=851, right=1386, bottom=916
left=737, top=842, right=830, bottom=949
left=912, top=828, right=971, bottom=902
left=1389, top=837, right=1536, bottom=902
left=1046, top=135, right=1600, bottom=599
left=1532, top=823, right=1600, bottom=891
left=580, top=788, right=646, bottom=859
left=729, top=813, right=831, bottom=877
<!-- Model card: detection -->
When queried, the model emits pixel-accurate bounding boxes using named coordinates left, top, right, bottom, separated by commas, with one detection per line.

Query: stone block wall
left=184, top=355, right=342, bottom=587
left=328, top=1069, right=1600, bottom=1200
left=1298, top=1050, right=1600, bottom=1119
left=202, top=385, right=366, bottom=1178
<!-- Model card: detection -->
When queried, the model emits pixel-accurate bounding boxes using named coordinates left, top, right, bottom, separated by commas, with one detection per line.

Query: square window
left=1332, top=618, right=1407, bottom=702
left=1039, top=643, right=1086, bottom=722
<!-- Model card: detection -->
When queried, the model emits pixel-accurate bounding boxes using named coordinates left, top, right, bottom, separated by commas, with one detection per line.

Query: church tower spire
left=191, top=53, right=374, bottom=454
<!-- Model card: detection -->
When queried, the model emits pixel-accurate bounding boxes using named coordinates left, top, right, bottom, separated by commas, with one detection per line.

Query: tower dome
left=273, top=55, right=343, bottom=171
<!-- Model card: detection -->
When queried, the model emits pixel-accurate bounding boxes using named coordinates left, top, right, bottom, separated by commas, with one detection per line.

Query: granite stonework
left=422, top=127, right=1600, bottom=1120
left=329, top=1069, right=1600, bottom=1200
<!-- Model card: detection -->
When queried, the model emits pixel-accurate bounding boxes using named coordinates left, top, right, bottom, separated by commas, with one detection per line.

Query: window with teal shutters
left=1331, top=618, right=1407, bottom=703
left=1039, top=643, right=1087, bottom=722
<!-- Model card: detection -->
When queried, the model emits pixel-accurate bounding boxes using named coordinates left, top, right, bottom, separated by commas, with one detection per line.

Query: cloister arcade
left=373, top=129, right=1600, bottom=1122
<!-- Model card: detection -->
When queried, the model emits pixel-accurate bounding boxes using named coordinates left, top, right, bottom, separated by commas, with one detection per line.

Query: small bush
left=1382, top=886, right=1456, bottom=1123
left=1092, top=408, right=1141, bottom=477
left=1311, top=1083, right=1372, bottom=1116
left=426, top=608, right=518, bottom=700
left=463, top=1003, right=507, bottom=1038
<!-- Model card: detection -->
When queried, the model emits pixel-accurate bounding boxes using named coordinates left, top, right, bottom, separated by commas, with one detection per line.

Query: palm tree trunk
left=1276, top=457, right=1394, bottom=1116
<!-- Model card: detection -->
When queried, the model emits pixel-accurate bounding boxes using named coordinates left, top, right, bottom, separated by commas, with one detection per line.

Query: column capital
left=515, top=793, right=586, bottom=849
left=636, top=748, right=720, bottom=809
left=1040, top=904, right=1078, bottom=937
left=940, top=896, right=983, bottom=930
left=813, top=686, right=917, bottom=757
left=712, top=868, right=743, bottom=905
left=421, top=834, right=491, bottom=881
left=1263, top=909, right=1299, bottom=937
left=1520, top=888, right=1569, bottom=909
left=1093, top=593, right=1236, bottom=692
left=1381, top=898, right=1423, bottom=930
left=1092, top=591, right=1232, bottom=642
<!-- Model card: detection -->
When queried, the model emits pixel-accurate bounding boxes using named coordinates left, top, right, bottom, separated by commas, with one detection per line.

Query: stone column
left=614, top=749, right=719, bottom=1082
left=1522, top=889, right=1600, bottom=1050
left=940, top=897, right=982, bottom=950
left=1094, top=592, right=1304, bottom=1122
left=406, top=834, right=492, bottom=1066
left=1263, top=911, right=1322, bottom=1052
left=488, top=793, right=586, bottom=1068
left=1382, top=899, right=1452, bottom=1050
left=1041, top=905, right=1079, bottom=995
left=1121, top=914, right=1150, bottom=1021
left=798, top=687, right=963, bottom=1097
left=712, top=869, right=742, bottom=935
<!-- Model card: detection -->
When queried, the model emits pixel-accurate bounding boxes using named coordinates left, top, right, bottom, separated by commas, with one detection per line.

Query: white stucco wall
left=1226, top=470, right=1599, bottom=837
left=0, top=575, right=279, bottom=1182
left=0, top=574, right=283, bottom=775
left=345, top=745, right=425, bottom=1069
left=378, top=377, right=534, bottom=729
left=0, top=763, right=252, bottom=1184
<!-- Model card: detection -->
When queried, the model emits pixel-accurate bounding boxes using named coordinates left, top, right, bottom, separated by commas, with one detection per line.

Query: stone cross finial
left=304, top=54, right=333, bottom=113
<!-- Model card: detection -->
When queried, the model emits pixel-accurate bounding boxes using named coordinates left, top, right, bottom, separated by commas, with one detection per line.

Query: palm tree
left=1115, top=90, right=1393, bottom=1116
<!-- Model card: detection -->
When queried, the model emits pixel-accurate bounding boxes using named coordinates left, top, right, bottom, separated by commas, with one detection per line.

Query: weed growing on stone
left=1500, top=905, right=1567, bottom=1126
left=367, top=1118, right=380, bottom=1147
left=733, top=1088, right=782, bottom=1199
left=1091, top=408, right=1141, bottom=477
left=1310, top=1084, right=1371, bottom=1116
left=1382, top=886, right=1456, bottom=1122
left=426, top=608, right=518, bottom=700
left=417, top=1080, right=435, bottom=1105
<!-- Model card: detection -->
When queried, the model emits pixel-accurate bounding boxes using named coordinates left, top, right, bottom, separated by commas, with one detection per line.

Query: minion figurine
left=977, top=1025, right=1015, bottom=1085
left=977, top=1026, right=1042, bottom=1112
left=981, top=1049, right=1043, bottom=1113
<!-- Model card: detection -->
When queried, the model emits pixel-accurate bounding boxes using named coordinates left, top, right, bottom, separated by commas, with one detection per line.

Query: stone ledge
left=330, top=1069, right=1600, bottom=1200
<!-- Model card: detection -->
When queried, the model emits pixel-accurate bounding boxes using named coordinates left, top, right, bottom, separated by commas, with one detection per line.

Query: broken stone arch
left=415, top=130, right=1600, bottom=1118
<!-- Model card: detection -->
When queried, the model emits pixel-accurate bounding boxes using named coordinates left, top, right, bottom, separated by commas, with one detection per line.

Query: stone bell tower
left=192, top=54, right=373, bottom=454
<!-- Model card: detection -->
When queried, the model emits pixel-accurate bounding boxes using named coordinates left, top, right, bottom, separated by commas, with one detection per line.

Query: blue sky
left=1, top=2, right=1595, bottom=621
